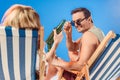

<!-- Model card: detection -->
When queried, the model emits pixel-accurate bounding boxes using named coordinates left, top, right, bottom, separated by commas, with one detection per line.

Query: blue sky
left=0, top=0, right=120, bottom=61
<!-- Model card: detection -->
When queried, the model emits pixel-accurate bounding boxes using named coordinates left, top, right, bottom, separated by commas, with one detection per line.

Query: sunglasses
left=71, top=17, right=86, bottom=26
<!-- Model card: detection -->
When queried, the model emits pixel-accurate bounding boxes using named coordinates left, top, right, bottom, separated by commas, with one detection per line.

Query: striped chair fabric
left=89, top=33, right=120, bottom=80
left=0, top=26, right=38, bottom=80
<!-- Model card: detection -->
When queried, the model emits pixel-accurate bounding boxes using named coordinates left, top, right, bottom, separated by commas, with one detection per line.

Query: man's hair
left=71, top=7, right=91, bottom=19
left=71, top=7, right=93, bottom=23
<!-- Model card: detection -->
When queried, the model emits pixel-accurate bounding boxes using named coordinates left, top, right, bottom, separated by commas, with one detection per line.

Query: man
left=50, top=7, right=105, bottom=79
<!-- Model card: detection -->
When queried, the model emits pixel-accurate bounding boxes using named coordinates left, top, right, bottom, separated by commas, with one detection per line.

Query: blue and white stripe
left=0, top=26, right=38, bottom=80
left=90, top=34, right=120, bottom=80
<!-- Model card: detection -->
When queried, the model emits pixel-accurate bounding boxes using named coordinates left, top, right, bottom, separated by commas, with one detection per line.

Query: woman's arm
left=45, top=30, right=63, bottom=63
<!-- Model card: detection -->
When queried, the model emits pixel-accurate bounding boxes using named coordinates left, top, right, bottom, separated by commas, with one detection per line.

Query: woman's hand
left=53, top=29, right=63, bottom=44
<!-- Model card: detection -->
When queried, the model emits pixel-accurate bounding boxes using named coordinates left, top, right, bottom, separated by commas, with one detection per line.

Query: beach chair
left=0, top=26, right=45, bottom=80
left=58, top=31, right=120, bottom=80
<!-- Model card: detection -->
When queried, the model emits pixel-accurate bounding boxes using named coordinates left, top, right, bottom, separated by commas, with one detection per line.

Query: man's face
left=72, top=12, right=90, bottom=33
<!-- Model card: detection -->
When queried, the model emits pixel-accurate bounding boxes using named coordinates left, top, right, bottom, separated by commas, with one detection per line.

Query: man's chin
left=77, top=30, right=82, bottom=33
left=77, top=29, right=82, bottom=33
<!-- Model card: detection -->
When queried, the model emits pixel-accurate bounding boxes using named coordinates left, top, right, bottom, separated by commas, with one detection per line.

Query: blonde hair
left=2, top=4, right=41, bottom=29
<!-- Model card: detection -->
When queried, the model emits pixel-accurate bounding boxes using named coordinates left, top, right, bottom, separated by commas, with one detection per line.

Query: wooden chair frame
left=38, top=27, right=46, bottom=80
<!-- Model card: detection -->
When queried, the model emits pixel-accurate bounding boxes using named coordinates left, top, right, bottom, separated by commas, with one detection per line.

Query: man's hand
left=63, top=22, right=72, bottom=35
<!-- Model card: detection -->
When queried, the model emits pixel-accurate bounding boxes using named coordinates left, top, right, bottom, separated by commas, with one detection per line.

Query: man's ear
left=87, top=16, right=92, bottom=23
left=88, top=17, right=91, bottom=21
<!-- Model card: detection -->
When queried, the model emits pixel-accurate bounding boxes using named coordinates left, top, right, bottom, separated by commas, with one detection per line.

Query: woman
left=1, top=4, right=63, bottom=80
left=1, top=4, right=42, bottom=79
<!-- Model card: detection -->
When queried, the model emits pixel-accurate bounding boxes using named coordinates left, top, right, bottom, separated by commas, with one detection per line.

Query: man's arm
left=68, top=38, right=81, bottom=61
left=52, top=32, right=99, bottom=71
left=64, top=22, right=80, bottom=51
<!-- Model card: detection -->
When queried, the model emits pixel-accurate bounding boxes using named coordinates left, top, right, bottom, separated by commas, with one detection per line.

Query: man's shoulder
left=81, top=31, right=99, bottom=44
left=88, top=26, right=105, bottom=42
left=82, top=31, right=96, bottom=38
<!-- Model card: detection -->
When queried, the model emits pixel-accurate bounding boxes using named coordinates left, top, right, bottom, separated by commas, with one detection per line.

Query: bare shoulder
left=81, top=31, right=99, bottom=45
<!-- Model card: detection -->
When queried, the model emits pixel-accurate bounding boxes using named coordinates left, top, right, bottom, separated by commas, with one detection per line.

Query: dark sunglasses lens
left=71, top=21, right=75, bottom=26
left=76, top=20, right=81, bottom=25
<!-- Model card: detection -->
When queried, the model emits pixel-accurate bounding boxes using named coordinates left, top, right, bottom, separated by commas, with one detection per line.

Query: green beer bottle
left=45, top=19, right=66, bottom=52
